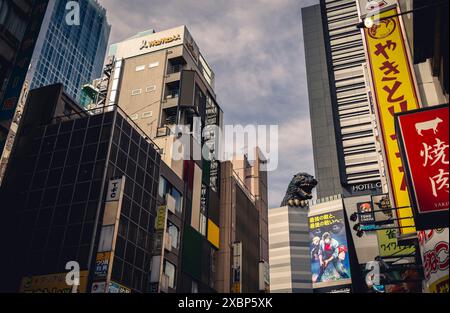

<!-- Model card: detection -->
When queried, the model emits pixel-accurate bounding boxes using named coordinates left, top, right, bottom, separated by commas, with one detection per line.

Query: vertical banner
left=418, top=229, right=449, bottom=293
left=258, top=261, right=270, bottom=293
left=91, top=177, right=125, bottom=293
left=396, top=105, right=449, bottom=230
left=149, top=204, right=169, bottom=293
left=231, top=242, right=242, bottom=293
left=309, top=206, right=352, bottom=290
left=363, top=7, right=421, bottom=235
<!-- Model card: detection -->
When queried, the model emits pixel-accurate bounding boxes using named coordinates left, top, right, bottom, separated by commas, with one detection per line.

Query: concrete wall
left=302, top=5, right=343, bottom=198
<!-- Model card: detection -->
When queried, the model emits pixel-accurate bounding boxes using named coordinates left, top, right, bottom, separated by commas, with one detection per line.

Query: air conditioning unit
left=166, top=194, right=176, bottom=214
left=164, top=234, right=172, bottom=252
left=160, top=274, right=170, bottom=293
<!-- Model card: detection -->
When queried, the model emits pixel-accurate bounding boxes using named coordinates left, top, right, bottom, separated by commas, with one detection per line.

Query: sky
left=98, top=0, right=320, bottom=208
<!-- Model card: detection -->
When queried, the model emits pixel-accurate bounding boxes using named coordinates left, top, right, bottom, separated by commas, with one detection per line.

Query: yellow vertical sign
left=363, top=8, right=419, bottom=234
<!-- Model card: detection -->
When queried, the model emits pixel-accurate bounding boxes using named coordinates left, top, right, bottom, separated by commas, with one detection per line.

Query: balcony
left=163, top=87, right=180, bottom=109
left=167, top=64, right=183, bottom=75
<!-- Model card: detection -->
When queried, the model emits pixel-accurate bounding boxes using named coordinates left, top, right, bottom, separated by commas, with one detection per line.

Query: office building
left=302, top=1, right=383, bottom=199
left=103, top=26, right=224, bottom=293
left=29, top=0, right=110, bottom=102
left=217, top=151, right=269, bottom=293
left=0, top=0, right=110, bottom=186
left=100, top=26, right=269, bottom=293
left=0, top=84, right=161, bottom=293
left=0, top=0, right=50, bottom=181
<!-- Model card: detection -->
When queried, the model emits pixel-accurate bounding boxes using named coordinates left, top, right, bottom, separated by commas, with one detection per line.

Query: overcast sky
left=98, top=0, right=319, bottom=208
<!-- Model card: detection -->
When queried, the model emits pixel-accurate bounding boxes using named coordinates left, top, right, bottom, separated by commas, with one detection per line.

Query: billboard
left=396, top=105, right=449, bottom=230
left=418, top=228, right=449, bottom=293
left=20, top=271, right=88, bottom=293
left=363, top=7, right=421, bottom=235
left=149, top=205, right=169, bottom=293
left=309, top=204, right=352, bottom=289
left=94, top=252, right=111, bottom=280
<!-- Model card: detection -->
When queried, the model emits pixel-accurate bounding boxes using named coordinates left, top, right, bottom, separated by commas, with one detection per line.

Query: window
left=130, top=114, right=139, bottom=121
left=0, top=1, right=9, bottom=25
left=172, top=188, right=183, bottom=214
left=149, top=62, right=159, bottom=68
left=158, top=176, right=167, bottom=198
left=146, top=86, right=156, bottom=93
left=4, top=5, right=27, bottom=41
left=135, top=65, right=145, bottom=72
left=131, top=89, right=142, bottom=96
left=142, top=111, right=153, bottom=119
left=167, top=223, right=179, bottom=249
left=158, top=176, right=183, bottom=213
left=163, top=261, right=176, bottom=289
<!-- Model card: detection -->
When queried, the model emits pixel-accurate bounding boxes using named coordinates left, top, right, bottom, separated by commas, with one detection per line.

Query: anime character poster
left=309, top=209, right=352, bottom=289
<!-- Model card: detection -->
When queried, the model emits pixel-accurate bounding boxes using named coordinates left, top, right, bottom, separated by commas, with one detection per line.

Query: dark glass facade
left=0, top=102, right=161, bottom=292
left=107, top=112, right=161, bottom=292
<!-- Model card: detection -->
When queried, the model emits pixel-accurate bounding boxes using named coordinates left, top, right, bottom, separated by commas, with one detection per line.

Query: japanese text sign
left=364, top=8, right=420, bottom=234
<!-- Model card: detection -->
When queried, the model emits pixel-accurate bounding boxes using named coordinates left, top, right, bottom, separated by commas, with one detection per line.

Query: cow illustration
left=415, top=117, right=443, bottom=136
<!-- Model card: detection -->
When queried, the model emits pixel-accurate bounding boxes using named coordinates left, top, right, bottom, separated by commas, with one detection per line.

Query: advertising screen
left=309, top=207, right=352, bottom=289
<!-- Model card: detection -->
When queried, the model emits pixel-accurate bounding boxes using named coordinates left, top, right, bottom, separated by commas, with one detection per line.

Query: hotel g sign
left=140, top=34, right=181, bottom=50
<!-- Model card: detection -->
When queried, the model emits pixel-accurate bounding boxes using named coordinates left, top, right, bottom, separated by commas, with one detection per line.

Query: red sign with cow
left=396, top=104, right=449, bottom=230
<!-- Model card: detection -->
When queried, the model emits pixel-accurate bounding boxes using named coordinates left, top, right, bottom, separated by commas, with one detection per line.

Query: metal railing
left=167, top=64, right=183, bottom=75
left=165, top=89, right=179, bottom=99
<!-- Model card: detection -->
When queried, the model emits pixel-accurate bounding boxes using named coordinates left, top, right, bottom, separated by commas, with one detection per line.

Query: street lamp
left=356, top=0, right=449, bottom=29
left=364, top=16, right=375, bottom=29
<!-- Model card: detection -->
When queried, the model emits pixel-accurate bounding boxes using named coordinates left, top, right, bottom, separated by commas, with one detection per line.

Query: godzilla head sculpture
left=281, top=172, right=318, bottom=208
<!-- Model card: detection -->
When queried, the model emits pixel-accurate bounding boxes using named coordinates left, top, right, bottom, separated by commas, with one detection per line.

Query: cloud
left=98, top=0, right=319, bottom=208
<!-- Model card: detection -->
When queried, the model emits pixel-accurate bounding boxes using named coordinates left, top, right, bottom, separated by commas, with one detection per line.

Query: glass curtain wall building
left=29, top=0, right=110, bottom=102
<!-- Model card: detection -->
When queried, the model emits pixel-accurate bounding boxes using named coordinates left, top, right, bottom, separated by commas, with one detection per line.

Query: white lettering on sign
left=352, top=182, right=382, bottom=192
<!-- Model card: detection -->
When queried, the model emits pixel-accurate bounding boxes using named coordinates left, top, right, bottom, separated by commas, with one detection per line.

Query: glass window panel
left=164, top=261, right=176, bottom=289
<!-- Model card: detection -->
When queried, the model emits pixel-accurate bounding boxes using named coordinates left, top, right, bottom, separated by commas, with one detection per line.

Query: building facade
left=0, top=0, right=110, bottom=187
left=217, top=151, right=269, bottom=293
left=29, top=0, right=110, bottom=102
left=101, top=26, right=225, bottom=293
left=0, top=84, right=161, bottom=293
left=0, top=0, right=50, bottom=181
left=302, top=1, right=384, bottom=199
left=268, top=205, right=312, bottom=293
